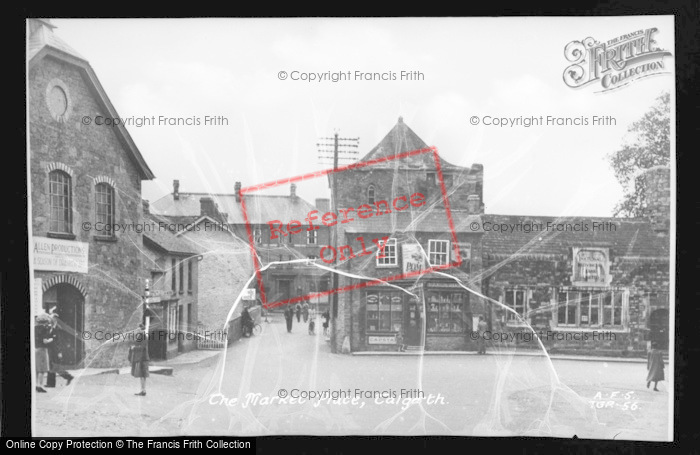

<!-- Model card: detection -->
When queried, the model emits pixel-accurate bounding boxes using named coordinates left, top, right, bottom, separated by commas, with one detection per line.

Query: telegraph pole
left=317, top=132, right=359, bottom=353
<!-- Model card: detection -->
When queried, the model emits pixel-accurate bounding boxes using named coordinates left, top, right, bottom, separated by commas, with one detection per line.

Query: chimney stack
left=234, top=181, right=242, bottom=203
left=142, top=200, right=150, bottom=215
left=200, top=197, right=219, bottom=219
left=467, top=195, right=481, bottom=214
left=290, top=183, right=297, bottom=199
left=642, top=166, right=670, bottom=235
left=315, top=198, right=330, bottom=213
left=173, top=179, right=180, bottom=200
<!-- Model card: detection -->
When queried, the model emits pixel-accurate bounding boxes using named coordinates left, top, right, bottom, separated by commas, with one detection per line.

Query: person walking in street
left=646, top=343, right=665, bottom=391
left=129, top=324, right=150, bottom=396
left=284, top=305, right=294, bottom=333
left=322, top=309, right=330, bottom=336
left=34, top=313, right=53, bottom=393
left=45, top=312, right=74, bottom=387
left=477, top=316, right=488, bottom=355
left=295, top=302, right=302, bottom=323
left=302, top=302, right=310, bottom=323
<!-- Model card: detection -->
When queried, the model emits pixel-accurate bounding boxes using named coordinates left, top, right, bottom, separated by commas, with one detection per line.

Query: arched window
left=95, top=182, right=115, bottom=231
left=49, top=170, right=72, bottom=233
left=367, top=185, right=376, bottom=205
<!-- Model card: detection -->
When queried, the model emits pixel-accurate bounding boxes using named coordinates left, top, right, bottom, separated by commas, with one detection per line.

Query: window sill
left=47, top=232, right=76, bottom=240
left=375, top=264, right=399, bottom=268
left=505, top=321, right=530, bottom=328
left=93, top=235, right=117, bottom=243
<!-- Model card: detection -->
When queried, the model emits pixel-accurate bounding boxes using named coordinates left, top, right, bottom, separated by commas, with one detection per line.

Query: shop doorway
left=148, top=303, right=167, bottom=361
left=178, top=304, right=185, bottom=352
left=405, top=298, right=423, bottom=347
left=649, top=309, right=669, bottom=350
left=278, top=279, right=292, bottom=302
left=42, top=283, right=84, bottom=367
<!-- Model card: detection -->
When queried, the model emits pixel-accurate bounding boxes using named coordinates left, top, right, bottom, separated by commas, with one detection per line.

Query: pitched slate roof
left=481, top=214, right=669, bottom=259
left=143, top=213, right=202, bottom=256
left=27, top=19, right=155, bottom=180
left=150, top=193, right=318, bottom=226
left=358, top=117, right=465, bottom=171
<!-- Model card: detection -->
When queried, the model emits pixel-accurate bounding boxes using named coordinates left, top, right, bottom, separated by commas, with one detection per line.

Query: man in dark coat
left=284, top=306, right=294, bottom=333
left=294, top=302, right=302, bottom=323
left=45, top=313, right=74, bottom=387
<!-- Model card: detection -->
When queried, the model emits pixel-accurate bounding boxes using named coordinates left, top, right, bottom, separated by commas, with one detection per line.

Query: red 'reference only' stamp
left=240, top=146, right=462, bottom=309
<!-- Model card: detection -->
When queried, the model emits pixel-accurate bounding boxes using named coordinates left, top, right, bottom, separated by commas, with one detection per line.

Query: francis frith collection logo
left=563, top=27, right=672, bottom=93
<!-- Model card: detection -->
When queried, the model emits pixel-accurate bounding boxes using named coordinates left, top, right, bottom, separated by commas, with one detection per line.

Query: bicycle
left=243, top=323, right=262, bottom=337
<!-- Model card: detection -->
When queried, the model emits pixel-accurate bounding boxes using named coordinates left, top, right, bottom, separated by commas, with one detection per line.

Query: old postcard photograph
left=26, top=17, right=675, bottom=442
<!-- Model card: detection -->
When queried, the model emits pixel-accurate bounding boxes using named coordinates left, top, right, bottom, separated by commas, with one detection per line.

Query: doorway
left=148, top=303, right=167, bottom=361
left=649, top=309, right=669, bottom=350
left=405, top=297, right=423, bottom=347
left=42, top=283, right=84, bottom=367
left=178, top=304, right=185, bottom=352
left=278, top=279, right=292, bottom=302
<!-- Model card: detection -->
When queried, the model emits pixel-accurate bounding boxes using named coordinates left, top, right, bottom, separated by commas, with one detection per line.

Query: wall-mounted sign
left=368, top=335, right=397, bottom=345
left=402, top=243, right=427, bottom=274
left=33, top=237, right=89, bottom=274
left=241, top=288, right=256, bottom=301
left=571, top=247, right=611, bottom=286
left=452, top=242, right=471, bottom=262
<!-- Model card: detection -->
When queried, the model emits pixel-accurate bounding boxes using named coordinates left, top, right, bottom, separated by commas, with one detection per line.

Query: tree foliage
left=608, top=91, right=670, bottom=217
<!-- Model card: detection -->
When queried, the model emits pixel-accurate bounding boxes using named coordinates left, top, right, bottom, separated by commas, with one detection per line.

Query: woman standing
left=646, top=343, right=665, bottom=391
left=129, top=324, right=150, bottom=396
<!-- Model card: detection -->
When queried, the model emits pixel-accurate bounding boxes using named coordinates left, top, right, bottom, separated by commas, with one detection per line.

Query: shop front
left=360, top=279, right=475, bottom=352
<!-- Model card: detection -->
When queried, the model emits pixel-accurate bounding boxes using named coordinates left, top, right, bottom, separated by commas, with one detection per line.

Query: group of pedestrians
left=283, top=302, right=329, bottom=336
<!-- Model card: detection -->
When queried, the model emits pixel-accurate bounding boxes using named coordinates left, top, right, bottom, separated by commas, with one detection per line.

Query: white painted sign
left=368, top=335, right=397, bottom=345
left=32, top=277, right=43, bottom=315
left=402, top=243, right=427, bottom=273
left=33, top=237, right=89, bottom=274
left=242, top=288, right=256, bottom=301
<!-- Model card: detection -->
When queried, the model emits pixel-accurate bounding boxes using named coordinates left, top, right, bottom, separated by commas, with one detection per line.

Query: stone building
left=141, top=207, right=201, bottom=360
left=149, top=181, right=332, bottom=326
left=28, top=19, right=155, bottom=367
left=481, top=166, right=670, bottom=356
left=330, top=118, right=671, bottom=356
left=330, top=117, right=486, bottom=353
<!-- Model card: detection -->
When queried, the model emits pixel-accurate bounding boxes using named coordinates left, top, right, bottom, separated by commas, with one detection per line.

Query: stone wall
left=30, top=56, right=147, bottom=367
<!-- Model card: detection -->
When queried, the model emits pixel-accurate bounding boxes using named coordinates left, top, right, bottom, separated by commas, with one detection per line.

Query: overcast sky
left=50, top=17, right=674, bottom=217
